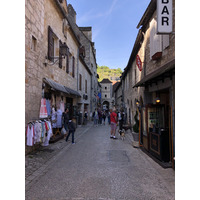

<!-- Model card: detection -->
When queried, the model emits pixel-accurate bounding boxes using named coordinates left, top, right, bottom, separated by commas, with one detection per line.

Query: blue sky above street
left=67, top=0, right=150, bottom=70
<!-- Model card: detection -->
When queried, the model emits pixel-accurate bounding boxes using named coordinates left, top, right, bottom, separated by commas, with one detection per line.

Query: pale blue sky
left=67, top=0, right=151, bottom=70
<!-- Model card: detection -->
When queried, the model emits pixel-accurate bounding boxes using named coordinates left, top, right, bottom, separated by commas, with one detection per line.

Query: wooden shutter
left=48, top=26, right=54, bottom=61
left=85, top=80, right=87, bottom=93
left=66, top=52, right=69, bottom=73
left=162, top=35, right=169, bottom=50
left=59, top=40, right=62, bottom=68
left=79, top=74, right=82, bottom=90
left=72, top=56, right=75, bottom=77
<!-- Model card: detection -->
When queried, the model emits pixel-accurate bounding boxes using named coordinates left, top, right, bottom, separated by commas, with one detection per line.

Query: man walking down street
left=65, top=117, right=76, bottom=144
left=110, top=107, right=118, bottom=139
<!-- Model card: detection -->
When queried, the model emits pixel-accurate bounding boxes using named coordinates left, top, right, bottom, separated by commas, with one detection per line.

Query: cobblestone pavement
left=25, top=121, right=175, bottom=200
left=25, top=122, right=93, bottom=183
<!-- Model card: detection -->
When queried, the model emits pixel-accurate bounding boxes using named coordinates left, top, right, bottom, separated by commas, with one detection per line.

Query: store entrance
left=141, top=88, right=171, bottom=162
left=66, top=97, right=73, bottom=119
left=148, top=89, right=170, bottom=162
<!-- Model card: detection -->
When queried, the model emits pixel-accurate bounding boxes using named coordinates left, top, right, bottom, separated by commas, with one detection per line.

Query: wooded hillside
left=97, top=65, right=122, bottom=82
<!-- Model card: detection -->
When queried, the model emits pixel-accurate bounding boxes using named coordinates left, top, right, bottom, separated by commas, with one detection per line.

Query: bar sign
left=157, top=0, right=172, bottom=34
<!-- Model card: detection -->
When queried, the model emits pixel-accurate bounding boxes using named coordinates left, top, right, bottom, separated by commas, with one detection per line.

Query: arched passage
left=102, top=101, right=110, bottom=110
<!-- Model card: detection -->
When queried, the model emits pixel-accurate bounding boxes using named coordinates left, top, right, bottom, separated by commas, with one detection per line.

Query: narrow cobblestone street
left=25, top=122, right=175, bottom=200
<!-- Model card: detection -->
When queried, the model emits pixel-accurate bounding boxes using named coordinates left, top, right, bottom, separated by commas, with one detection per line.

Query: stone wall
left=25, top=0, right=80, bottom=154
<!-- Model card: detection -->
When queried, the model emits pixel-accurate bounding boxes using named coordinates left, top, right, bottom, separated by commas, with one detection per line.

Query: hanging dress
left=26, top=124, right=34, bottom=146
left=56, top=109, right=63, bottom=128
left=39, top=98, right=48, bottom=118
left=51, top=111, right=57, bottom=128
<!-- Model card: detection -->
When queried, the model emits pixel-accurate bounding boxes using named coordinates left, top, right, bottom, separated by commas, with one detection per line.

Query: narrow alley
left=25, top=122, right=175, bottom=200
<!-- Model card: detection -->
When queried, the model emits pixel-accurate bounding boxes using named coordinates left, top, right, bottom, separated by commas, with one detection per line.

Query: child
left=66, top=117, right=76, bottom=144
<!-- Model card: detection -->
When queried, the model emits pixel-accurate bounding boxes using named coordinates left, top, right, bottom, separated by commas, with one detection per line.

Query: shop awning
left=64, top=86, right=81, bottom=97
left=133, top=59, right=175, bottom=88
left=43, top=78, right=81, bottom=97
left=43, top=78, right=69, bottom=94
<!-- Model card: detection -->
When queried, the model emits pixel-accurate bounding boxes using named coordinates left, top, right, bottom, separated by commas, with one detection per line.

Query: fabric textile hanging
left=26, top=124, right=35, bottom=146
left=46, top=99, right=51, bottom=116
left=39, top=98, right=48, bottom=118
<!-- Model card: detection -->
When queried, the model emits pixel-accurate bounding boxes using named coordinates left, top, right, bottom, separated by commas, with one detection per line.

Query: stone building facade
left=117, top=0, right=175, bottom=167
left=100, top=79, right=113, bottom=110
left=25, top=0, right=97, bottom=153
left=67, top=5, right=98, bottom=115
left=113, top=82, right=122, bottom=111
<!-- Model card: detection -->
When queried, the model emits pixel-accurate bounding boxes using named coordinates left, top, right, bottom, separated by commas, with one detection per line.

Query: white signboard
left=157, top=0, right=172, bottom=34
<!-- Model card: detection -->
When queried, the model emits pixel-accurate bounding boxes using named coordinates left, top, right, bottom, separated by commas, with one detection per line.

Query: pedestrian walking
left=93, top=108, right=99, bottom=127
left=98, top=109, right=102, bottom=125
left=102, top=111, right=106, bottom=125
left=66, top=117, right=76, bottom=144
left=110, top=107, right=118, bottom=139
left=62, top=108, right=69, bottom=132
left=83, top=110, right=88, bottom=125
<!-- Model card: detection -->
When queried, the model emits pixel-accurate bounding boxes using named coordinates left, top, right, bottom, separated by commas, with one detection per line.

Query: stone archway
left=102, top=101, right=110, bottom=110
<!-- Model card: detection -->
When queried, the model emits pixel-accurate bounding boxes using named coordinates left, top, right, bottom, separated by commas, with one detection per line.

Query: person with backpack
left=110, top=107, right=118, bottom=139
left=66, top=117, right=76, bottom=144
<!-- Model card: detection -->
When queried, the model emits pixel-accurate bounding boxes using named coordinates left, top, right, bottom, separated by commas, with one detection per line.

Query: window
left=105, top=94, right=107, bottom=98
left=79, top=74, right=82, bottom=91
left=85, top=80, right=87, bottom=93
left=31, top=35, right=37, bottom=51
left=48, top=26, right=58, bottom=62
left=72, top=56, right=75, bottom=77
left=105, top=87, right=107, bottom=90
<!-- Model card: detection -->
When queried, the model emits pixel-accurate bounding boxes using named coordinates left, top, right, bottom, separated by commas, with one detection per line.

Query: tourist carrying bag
left=61, top=127, right=67, bottom=135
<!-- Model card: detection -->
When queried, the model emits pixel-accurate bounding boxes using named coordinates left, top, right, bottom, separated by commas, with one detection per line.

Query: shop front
left=25, top=77, right=81, bottom=145
left=134, top=60, right=175, bottom=166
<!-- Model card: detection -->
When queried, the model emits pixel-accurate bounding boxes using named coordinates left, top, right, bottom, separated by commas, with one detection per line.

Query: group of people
left=52, top=106, right=125, bottom=144
left=93, top=109, right=111, bottom=126
left=52, top=107, right=76, bottom=144
left=93, top=107, right=125, bottom=139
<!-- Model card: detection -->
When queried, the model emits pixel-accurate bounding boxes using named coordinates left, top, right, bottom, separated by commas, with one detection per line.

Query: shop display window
left=147, top=106, right=165, bottom=134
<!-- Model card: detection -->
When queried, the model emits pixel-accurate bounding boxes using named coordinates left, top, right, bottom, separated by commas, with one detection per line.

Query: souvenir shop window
left=148, top=106, right=165, bottom=133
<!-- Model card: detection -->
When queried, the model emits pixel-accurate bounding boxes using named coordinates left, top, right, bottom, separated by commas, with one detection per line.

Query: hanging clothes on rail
left=51, top=107, right=57, bottom=128
left=46, top=99, right=51, bottom=117
left=26, top=124, right=35, bottom=146
left=42, top=121, right=53, bottom=146
left=56, top=109, right=63, bottom=128
left=60, top=101, right=65, bottom=113
left=34, top=121, right=42, bottom=143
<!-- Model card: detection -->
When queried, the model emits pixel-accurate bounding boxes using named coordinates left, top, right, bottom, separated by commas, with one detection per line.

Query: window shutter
left=150, top=19, right=162, bottom=60
left=48, top=26, right=54, bottom=61
left=162, top=35, right=169, bottom=50
left=79, top=74, right=82, bottom=90
left=66, top=52, right=69, bottom=73
left=59, top=40, right=62, bottom=68
left=72, top=56, right=75, bottom=77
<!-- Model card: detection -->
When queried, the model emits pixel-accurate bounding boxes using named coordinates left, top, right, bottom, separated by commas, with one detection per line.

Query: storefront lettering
left=157, top=0, right=172, bottom=34
left=162, top=0, right=169, bottom=3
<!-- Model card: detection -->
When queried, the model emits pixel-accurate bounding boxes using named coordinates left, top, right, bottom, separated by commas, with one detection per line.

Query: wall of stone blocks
left=25, top=0, right=81, bottom=154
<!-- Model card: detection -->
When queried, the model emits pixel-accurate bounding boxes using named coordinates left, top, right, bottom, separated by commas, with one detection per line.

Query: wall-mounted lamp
left=155, top=97, right=161, bottom=103
left=135, top=98, right=140, bottom=106
left=44, top=42, right=68, bottom=66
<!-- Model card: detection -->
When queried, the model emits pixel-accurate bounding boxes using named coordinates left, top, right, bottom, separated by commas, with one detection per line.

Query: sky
left=67, top=0, right=151, bottom=70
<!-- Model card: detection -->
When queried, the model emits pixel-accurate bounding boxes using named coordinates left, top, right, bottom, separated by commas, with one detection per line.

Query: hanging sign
left=136, top=55, right=142, bottom=71
left=157, top=0, right=172, bottom=34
